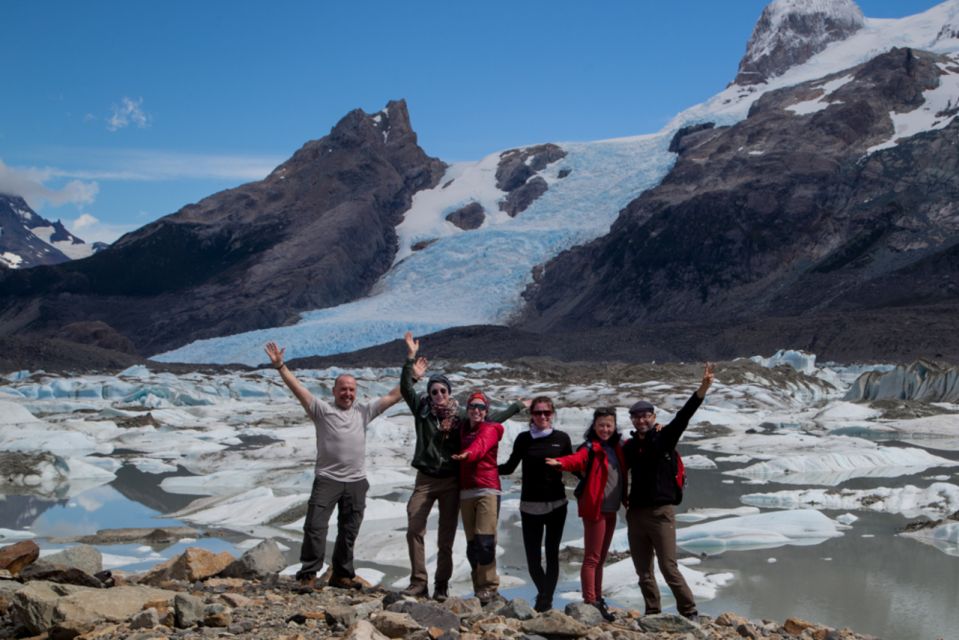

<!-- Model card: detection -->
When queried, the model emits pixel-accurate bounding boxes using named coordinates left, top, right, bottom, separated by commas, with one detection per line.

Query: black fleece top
left=498, top=429, right=573, bottom=502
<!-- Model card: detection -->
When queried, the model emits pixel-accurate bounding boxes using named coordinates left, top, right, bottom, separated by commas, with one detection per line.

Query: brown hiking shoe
left=295, top=576, right=316, bottom=593
left=401, top=582, right=428, bottom=597
left=329, top=575, right=364, bottom=590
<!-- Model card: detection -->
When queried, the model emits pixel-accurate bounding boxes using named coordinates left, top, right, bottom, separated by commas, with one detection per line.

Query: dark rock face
left=0, top=100, right=446, bottom=355
left=445, top=202, right=486, bottom=230
left=0, top=195, right=92, bottom=268
left=501, top=177, right=548, bottom=217
left=521, top=49, right=959, bottom=352
left=495, top=143, right=566, bottom=216
left=735, top=0, right=864, bottom=85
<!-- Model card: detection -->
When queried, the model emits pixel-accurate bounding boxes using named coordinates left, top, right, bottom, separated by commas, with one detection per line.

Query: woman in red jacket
left=546, top=407, right=627, bottom=622
left=451, top=391, right=506, bottom=605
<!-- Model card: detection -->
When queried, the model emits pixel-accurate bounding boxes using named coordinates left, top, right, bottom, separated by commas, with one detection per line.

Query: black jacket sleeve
left=498, top=432, right=527, bottom=475
left=660, top=393, right=703, bottom=451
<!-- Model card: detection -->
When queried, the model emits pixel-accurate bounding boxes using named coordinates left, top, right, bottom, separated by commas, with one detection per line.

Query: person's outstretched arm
left=400, top=331, right=428, bottom=413
left=265, top=341, right=314, bottom=414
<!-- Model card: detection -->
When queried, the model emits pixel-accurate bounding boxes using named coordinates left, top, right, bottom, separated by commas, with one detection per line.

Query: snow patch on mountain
left=156, top=2, right=959, bottom=364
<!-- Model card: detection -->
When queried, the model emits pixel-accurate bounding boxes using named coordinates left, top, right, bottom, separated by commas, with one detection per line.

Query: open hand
left=412, top=356, right=428, bottom=380
left=544, top=458, right=561, bottom=467
left=265, top=342, right=285, bottom=367
left=451, top=451, right=470, bottom=461
left=404, top=331, right=420, bottom=359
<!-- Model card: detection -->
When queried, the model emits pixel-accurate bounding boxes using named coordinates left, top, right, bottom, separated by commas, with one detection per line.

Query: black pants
left=296, top=476, right=368, bottom=580
left=520, top=503, right=567, bottom=601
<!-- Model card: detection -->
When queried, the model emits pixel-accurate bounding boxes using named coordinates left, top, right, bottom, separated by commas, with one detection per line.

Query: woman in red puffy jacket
left=546, top=407, right=627, bottom=621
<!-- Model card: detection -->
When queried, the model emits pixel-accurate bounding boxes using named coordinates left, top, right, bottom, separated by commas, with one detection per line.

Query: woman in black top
left=498, top=396, right=573, bottom=612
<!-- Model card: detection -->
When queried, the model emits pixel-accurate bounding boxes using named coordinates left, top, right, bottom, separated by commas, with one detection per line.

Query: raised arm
left=265, top=341, right=314, bottom=414
left=489, top=398, right=530, bottom=423
left=662, top=362, right=715, bottom=448
left=400, top=331, right=428, bottom=412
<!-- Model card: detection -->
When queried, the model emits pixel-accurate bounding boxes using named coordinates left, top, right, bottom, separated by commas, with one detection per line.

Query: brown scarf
left=431, top=397, right=460, bottom=433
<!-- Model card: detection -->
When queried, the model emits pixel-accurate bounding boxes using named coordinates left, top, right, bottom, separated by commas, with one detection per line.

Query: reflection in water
left=0, top=494, right=65, bottom=531
left=109, top=465, right=204, bottom=514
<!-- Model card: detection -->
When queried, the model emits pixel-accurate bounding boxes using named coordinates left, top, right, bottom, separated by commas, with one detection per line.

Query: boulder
left=520, top=609, right=589, bottom=637
left=443, top=596, right=482, bottom=618
left=203, top=602, right=233, bottom=627
left=326, top=603, right=359, bottom=628
left=496, top=597, right=535, bottom=620
left=386, top=600, right=460, bottom=632
left=345, top=619, right=392, bottom=640
left=445, top=202, right=486, bottom=230
left=371, top=610, right=424, bottom=637
left=220, top=539, right=286, bottom=579
left=18, top=565, right=104, bottom=588
left=637, top=612, right=705, bottom=638
left=174, top=592, right=205, bottom=628
left=141, top=547, right=235, bottom=584
left=563, top=601, right=603, bottom=626
left=0, top=540, right=39, bottom=575
left=41, top=544, right=103, bottom=575
left=12, top=580, right=177, bottom=635
left=129, top=607, right=159, bottom=630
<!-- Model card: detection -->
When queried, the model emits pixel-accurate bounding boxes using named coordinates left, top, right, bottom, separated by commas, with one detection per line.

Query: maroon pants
left=581, top=511, right=617, bottom=603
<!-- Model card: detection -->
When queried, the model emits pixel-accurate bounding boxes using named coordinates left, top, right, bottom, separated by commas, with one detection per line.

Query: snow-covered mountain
left=4, top=1, right=959, bottom=366
left=0, top=194, right=103, bottom=269
left=152, top=0, right=959, bottom=365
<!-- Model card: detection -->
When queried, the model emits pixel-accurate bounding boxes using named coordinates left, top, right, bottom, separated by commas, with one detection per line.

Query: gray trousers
left=296, top=476, right=368, bottom=580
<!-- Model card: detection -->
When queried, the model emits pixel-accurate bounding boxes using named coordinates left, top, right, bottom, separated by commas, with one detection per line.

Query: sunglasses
left=531, top=410, right=553, bottom=417
left=467, top=403, right=488, bottom=411
left=430, top=388, right=449, bottom=396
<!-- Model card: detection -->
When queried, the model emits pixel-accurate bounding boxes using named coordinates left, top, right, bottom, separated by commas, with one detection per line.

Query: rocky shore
left=1, top=535, right=880, bottom=640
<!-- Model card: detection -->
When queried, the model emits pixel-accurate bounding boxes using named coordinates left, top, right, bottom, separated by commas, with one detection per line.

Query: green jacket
left=401, top=358, right=524, bottom=477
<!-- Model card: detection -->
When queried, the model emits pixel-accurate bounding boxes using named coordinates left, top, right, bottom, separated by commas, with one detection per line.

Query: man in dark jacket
left=623, top=363, right=714, bottom=619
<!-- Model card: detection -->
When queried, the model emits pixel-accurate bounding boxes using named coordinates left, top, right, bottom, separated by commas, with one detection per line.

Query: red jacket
left=557, top=439, right=628, bottom=521
left=459, top=421, right=505, bottom=491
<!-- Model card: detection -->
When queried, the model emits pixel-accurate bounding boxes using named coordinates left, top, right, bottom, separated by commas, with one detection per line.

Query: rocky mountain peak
left=0, top=193, right=97, bottom=268
left=735, top=0, right=865, bottom=86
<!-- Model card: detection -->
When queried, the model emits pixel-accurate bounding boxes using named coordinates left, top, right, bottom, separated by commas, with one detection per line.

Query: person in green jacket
left=400, top=330, right=526, bottom=601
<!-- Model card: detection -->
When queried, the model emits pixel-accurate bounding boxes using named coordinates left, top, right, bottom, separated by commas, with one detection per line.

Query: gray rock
left=638, top=613, right=706, bottom=638
left=203, top=602, right=232, bottom=627
left=353, top=595, right=386, bottom=619
left=500, top=177, right=548, bottom=217
left=344, top=619, right=392, bottom=640
left=563, top=601, right=604, bottom=626
left=12, top=581, right=177, bottom=635
left=130, top=607, right=159, bottom=630
left=42, top=544, right=103, bottom=575
left=520, top=609, right=589, bottom=637
left=443, top=595, right=482, bottom=618
left=326, top=603, right=358, bottom=628
left=386, top=599, right=460, bottom=632
left=18, top=565, right=104, bottom=588
left=445, top=202, right=486, bottom=230
left=496, top=597, right=535, bottom=620
left=220, top=539, right=286, bottom=579
left=174, top=592, right=205, bottom=628
left=370, top=610, right=423, bottom=637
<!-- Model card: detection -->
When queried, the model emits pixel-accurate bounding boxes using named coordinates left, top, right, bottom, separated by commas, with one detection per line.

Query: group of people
left=263, top=332, right=714, bottom=621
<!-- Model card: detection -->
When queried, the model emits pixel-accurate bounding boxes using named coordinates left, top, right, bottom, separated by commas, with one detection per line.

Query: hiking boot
left=592, top=598, right=615, bottom=622
left=401, top=582, right=428, bottom=597
left=432, top=582, right=449, bottom=602
left=681, top=609, right=700, bottom=621
left=328, top=575, right=363, bottom=590
left=475, top=589, right=497, bottom=606
left=533, top=594, right=552, bottom=613
left=295, top=576, right=316, bottom=593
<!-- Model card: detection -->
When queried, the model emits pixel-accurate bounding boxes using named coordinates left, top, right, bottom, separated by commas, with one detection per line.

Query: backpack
left=664, top=448, right=687, bottom=503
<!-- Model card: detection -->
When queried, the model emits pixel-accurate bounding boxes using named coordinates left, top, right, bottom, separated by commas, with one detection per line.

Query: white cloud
left=0, top=158, right=99, bottom=209
left=65, top=213, right=137, bottom=245
left=41, top=148, right=283, bottom=182
left=107, top=96, right=150, bottom=132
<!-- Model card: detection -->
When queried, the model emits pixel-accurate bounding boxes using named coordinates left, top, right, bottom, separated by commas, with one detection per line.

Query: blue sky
left=0, top=0, right=943, bottom=243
